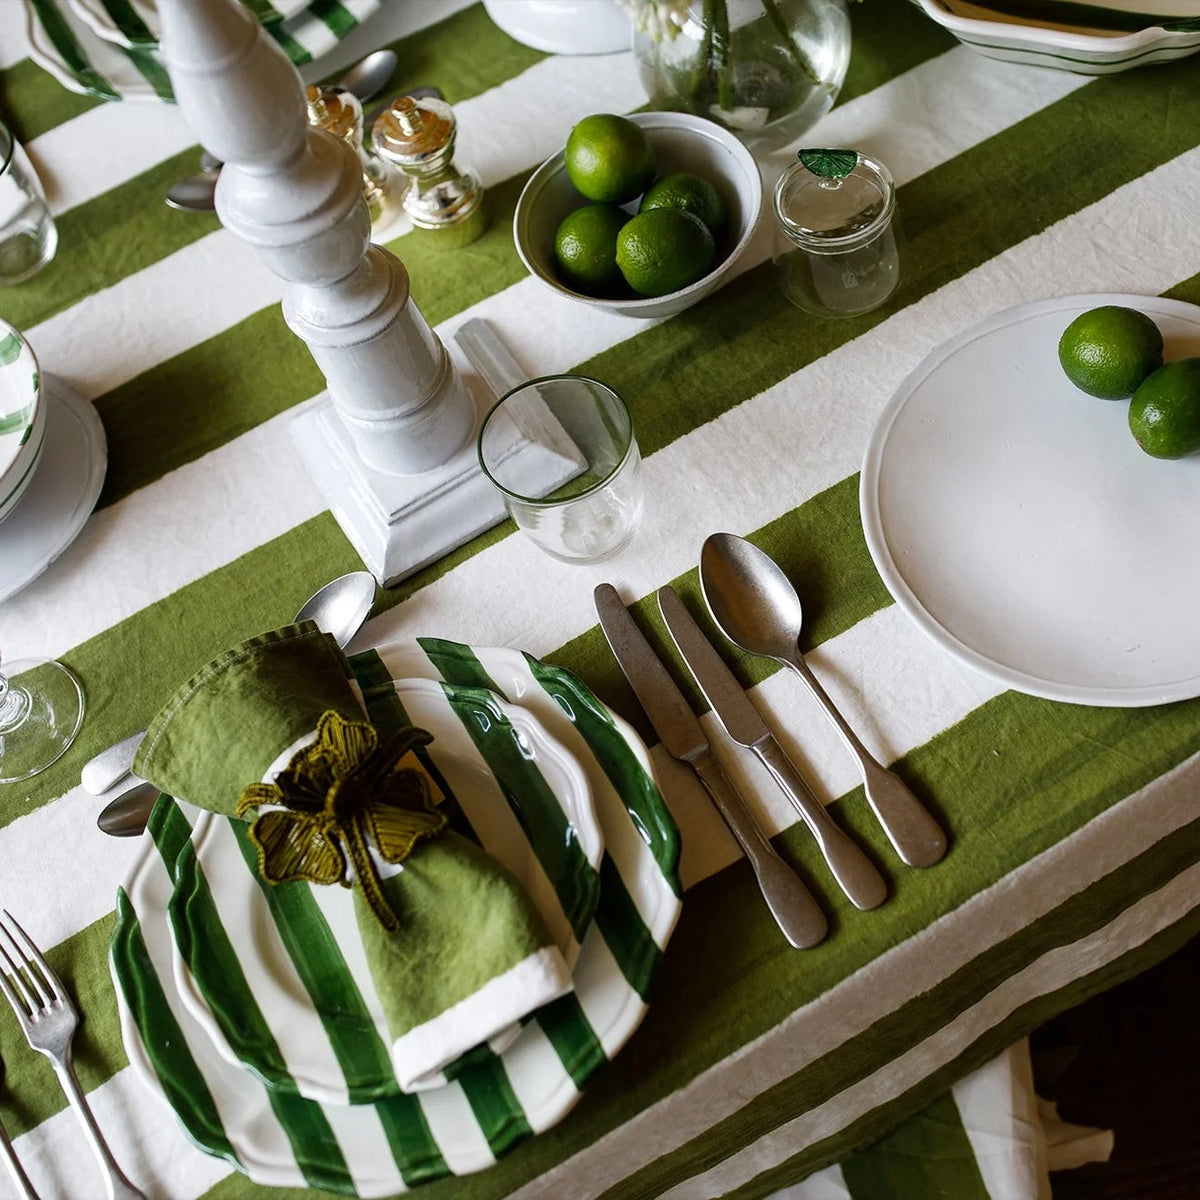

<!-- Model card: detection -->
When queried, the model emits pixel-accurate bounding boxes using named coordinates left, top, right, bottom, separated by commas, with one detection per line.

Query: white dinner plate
left=169, top=676, right=604, bottom=1105
left=111, top=640, right=682, bottom=1195
left=860, top=293, right=1200, bottom=707
left=69, top=0, right=313, bottom=48
left=0, top=376, right=107, bottom=605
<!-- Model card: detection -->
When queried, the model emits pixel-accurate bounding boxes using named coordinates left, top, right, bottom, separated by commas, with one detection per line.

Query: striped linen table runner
left=2, top=1, right=1200, bottom=1197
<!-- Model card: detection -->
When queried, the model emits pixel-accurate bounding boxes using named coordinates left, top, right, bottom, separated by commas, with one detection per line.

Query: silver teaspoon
left=165, top=49, right=403, bottom=212
left=699, top=533, right=948, bottom=869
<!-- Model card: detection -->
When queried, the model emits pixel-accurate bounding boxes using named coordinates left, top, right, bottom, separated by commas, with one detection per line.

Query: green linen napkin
left=133, top=622, right=573, bottom=1092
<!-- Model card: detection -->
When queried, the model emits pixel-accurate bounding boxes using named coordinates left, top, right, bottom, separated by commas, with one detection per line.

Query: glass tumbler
left=773, top=148, right=902, bottom=318
left=0, top=121, right=57, bottom=285
left=477, top=375, right=644, bottom=564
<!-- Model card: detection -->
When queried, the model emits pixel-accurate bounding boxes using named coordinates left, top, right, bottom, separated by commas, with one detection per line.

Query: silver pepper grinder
left=372, top=94, right=487, bottom=247
left=305, top=84, right=402, bottom=231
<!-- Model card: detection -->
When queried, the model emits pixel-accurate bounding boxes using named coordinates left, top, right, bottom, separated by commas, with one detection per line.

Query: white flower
left=614, top=0, right=691, bottom=42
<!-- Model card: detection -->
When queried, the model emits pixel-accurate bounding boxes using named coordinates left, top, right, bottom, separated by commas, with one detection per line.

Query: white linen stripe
left=6, top=1065, right=230, bottom=1200
left=509, top=747, right=1200, bottom=1199
left=3, top=47, right=1103, bottom=659
left=662, top=857, right=1200, bottom=1199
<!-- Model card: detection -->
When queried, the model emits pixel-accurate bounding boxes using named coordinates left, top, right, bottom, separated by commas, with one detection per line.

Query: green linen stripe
left=440, top=681, right=601, bottom=943
left=167, top=828, right=354, bottom=1190
left=0, top=58, right=101, bottom=144
left=228, top=820, right=398, bottom=1100
left=108, top=890, right=242, bottom=1169
left=26, top=0, right=119, bottom=101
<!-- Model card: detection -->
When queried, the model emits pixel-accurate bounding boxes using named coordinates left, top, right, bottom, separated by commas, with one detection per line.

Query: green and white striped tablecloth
left=2, top=1, right=1198, bottom=1196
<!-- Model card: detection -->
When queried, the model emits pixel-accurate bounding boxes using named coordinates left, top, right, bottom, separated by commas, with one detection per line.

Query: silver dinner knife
left=594, top=584, right=828, bottom=949
left=657, top=585, right=887, bottom=912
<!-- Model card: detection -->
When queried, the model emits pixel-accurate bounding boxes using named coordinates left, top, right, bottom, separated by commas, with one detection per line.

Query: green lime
left=616, top=208, right=716, bottom=298
left=564, top=114, right=656, bottom=205
left=1128, top=358, right=1200, bottom=459
left=639, top=172, right=728, bottom=239
left=553, top=204, right=629, bottom=296
left=1058, top=305, right=1164, bottom=399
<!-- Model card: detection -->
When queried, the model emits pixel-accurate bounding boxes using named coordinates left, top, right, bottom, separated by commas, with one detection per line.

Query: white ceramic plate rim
left=860, top=292, right=1200, bottom=708
left=0, top=376, right=107, bottom=604
left=0, top=321, right=41, bottom=482
left=69, top=0, right=313, bottom=48
left=170, top=675, right=604, bottom=1105
left=914, top=0, right=1200, bottom=51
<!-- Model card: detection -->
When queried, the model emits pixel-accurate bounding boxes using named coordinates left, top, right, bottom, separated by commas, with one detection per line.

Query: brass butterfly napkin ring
left=238, top=710, right=447, bottom=932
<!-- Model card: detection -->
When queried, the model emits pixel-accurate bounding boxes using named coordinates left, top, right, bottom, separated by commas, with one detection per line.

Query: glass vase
left=633, top=0, right=851, bottom=152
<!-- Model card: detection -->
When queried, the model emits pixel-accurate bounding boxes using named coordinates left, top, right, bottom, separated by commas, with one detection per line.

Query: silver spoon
left=91, top=571, right=377, bottom=835
left=165, top=48, right=401, bottom=212
left=699, top=533, right=949, bottom=869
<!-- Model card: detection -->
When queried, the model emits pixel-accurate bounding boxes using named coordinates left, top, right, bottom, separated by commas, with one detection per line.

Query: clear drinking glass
left=0, top=121, right=58, bottom=285
left=477, top=375, right=644, bottom=563
left=773, top=148, right=902, bottom=317
left=0, top=653, right=84, bottom=783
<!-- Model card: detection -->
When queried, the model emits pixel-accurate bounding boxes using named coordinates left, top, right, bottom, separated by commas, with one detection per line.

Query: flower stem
left=760, top=0, right=821, bottom=86
left=711, top=0, right=734, bottom=111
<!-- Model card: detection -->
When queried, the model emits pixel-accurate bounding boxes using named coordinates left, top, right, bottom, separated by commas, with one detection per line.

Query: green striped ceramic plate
left=911, top=0, right=1200, bottom=71
left=70, top=0, right=313, bottom=49
left=0, top=323, right=45, bottom=525
left=168, top=675, right=606, bottom=1105
left=23, top=0, right=385, bottom=101
left=110, top=641, right=682, bottom=1194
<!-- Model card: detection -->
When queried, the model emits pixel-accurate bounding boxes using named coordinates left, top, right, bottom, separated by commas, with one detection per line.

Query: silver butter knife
left=657, top=585, right=887, bottom=912
left=595, top=584, right=828, bottom=948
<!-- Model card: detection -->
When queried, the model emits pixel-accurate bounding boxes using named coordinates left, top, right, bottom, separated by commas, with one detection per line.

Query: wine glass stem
left=0, top=675, right=31, bottom=733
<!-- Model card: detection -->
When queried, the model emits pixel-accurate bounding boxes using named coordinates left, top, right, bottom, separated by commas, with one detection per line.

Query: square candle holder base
left=289, top=322, right=580, bottom=588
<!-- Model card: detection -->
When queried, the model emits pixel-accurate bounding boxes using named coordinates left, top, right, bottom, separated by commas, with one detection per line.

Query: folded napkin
left=134, top=622, right=573, bottom=1091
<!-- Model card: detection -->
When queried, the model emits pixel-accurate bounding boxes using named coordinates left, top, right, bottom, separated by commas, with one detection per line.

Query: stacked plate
left=23, top=0, right=387, bottom=101
left=0, top=322, right=45, bottom=525
left=910, top=0, right=1200, bottom=72
left=110, top=638, right=683, bottom=1196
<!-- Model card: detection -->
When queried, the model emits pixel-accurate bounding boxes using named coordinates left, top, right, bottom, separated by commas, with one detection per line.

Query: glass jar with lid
left=772, top=148, right=903, bottom=318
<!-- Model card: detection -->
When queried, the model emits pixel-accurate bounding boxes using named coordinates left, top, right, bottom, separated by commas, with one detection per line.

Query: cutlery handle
left=0, top=1117, right=38, bottom=1200
left=80, top=730, right=145, bottom=796
left=692, top=752, right=828, bottom=949
left=752, top=738, right=887, bottom=911
left=53, top=1060, right=145, bottom=1200
left=785, top=657, right=947, bottom=868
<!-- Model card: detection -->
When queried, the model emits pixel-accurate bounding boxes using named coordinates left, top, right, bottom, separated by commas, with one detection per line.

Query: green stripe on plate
left=167, top=828, right=354, bottom=1190
left=109, top=889, right=242, bottom=1169
left=265, top=20, right=312, bottom=66
left=27, top=0, right=120, bottom=101
left=416, top=639, right=669, bottom=994
left=440, top=680, right=601, bottom=943
left=305, top=0, right=359, bottom=40
left=97, top=0, right=155, bottom=45
left=453, top=1055, right=533, bottom=1158
left=228, top=820, right=399, bottom=1100
left=535, top=992, right=606, bottom=1089
left=124, top=44, right=174, bottom=101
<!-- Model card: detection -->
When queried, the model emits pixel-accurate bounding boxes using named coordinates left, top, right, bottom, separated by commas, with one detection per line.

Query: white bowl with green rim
left=514, top=110, right=763, bottom=319
left=910, top=0, right=1200, bottom=73
left=0, top=321, right=46, bottom=525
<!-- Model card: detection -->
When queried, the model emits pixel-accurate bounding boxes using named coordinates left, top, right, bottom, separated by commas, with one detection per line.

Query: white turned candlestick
left=157, top=0, right=474, bottom=476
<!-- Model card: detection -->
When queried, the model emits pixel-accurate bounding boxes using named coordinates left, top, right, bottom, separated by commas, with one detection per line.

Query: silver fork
left=0, top=1091, right=38, bottom=1200
left=0, top=912, right=144, bottom=1200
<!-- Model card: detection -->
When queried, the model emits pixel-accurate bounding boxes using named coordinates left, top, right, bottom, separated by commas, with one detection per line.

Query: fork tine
left=0, top=912, right=59, bottom=1006
left=0, top=944, right=28, bottom=1019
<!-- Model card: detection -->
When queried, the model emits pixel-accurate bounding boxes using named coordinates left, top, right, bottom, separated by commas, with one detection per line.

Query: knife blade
left=657, top=585, right=887, bottom=912
left=594, top=583, right=828, bottom=948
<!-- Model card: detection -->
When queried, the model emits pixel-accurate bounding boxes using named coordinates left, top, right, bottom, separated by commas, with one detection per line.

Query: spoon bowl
left=96, top=781, right=161, bottom=837
left=332, top=47, right=398, bottom=106
left=700, top=532, right=948, bottom=868
left=295, top=570, right=376, bottom=650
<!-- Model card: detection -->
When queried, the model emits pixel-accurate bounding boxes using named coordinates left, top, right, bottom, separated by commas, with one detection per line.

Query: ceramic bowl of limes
left=0, top=321, right=45, bottom=525
left=514, top=111, right=763, bottom=319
